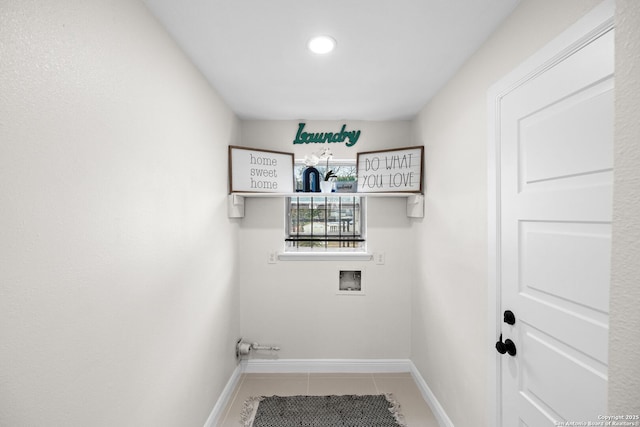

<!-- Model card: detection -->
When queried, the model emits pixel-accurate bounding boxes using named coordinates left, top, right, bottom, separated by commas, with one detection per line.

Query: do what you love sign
left=356, top=146, right=424, bottom=193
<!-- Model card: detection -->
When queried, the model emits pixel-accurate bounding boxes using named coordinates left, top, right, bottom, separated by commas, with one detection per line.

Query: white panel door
left=496, top=17, right=614, bottom=427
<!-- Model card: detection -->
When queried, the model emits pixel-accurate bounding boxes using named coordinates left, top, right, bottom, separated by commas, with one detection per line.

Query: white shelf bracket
left=227, top=194, right=245, bottom=218
left=406, top=194, right=424, bottom=218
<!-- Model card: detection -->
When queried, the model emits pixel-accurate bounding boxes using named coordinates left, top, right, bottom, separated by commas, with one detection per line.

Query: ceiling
left=143, top=0, right=520, bottom=121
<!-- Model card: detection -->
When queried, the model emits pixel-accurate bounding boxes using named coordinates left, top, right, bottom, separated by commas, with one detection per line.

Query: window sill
left=278, top=252, right=373, bottom=262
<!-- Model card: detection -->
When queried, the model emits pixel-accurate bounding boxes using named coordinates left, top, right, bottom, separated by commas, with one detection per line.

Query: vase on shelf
left=302, top=167, right=321, bottom=192
left=320, top=181, right=334, bottom=193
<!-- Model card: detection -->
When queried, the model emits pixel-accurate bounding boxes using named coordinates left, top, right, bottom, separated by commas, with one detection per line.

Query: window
left=286, top=195, right=365, bottom=251
left=285, top=160, right=365, bottom=252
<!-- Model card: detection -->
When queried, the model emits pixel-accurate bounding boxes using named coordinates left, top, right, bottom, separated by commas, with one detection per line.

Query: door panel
left=518, top=292, right=609, bottom=367
left=521, top=221, right=611, bottom=312
left=521, top=84, right=614, bottom=185
left=521, top=326, right=607, bottom=421
left=498, top=25, right=613, bottom=427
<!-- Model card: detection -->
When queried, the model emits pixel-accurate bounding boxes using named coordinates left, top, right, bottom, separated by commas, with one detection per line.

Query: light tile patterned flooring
left=217, top=372, right=439, bottom=427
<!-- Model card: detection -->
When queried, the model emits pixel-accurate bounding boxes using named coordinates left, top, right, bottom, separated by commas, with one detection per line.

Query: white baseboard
left=242, top=358, right=413, bottom=373
left=203, top=363, right=243, bottom=427
left=408, top=361, right=454, bottom=427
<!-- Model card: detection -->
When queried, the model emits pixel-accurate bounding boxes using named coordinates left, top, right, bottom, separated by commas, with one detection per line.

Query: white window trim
left=284, top=194, right=367, bottom=256
left=277, top=252, right=372, bottom=262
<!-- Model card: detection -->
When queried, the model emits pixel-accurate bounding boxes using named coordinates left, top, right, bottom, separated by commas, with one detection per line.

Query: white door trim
left=486, top=1, right=614, bottom=426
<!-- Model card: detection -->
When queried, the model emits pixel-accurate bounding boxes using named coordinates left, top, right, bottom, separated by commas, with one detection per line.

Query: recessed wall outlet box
left=339, top=270, right=362, bottom=292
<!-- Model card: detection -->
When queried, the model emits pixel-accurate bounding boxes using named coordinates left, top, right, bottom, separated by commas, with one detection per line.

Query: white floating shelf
left=227, top=192, right=424, bottom=218
left=229, top=192, right=418, bottom=197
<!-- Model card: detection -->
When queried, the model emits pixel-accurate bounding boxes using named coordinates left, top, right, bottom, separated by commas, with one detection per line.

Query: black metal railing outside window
left=285, top=195, right=364, bottom=251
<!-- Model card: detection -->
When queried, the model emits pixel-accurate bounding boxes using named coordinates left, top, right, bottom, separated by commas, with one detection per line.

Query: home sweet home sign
left=228, top=146, right=294, bottom=193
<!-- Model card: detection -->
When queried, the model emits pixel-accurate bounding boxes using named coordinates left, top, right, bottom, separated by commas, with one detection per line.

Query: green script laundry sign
left=292, top=123, right=361, bottom=147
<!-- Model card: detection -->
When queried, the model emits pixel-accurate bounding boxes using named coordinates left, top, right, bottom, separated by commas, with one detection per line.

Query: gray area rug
left=240, top=394, right=407, bottom=427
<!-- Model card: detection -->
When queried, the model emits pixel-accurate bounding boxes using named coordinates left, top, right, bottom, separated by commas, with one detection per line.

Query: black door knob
left=495, top=335, right=507, bottom=354
left=503, top=310, right=516, bottom=325
left=504, top=339, right=517, bottom=356
left=495, top=334, right=517, bottom=356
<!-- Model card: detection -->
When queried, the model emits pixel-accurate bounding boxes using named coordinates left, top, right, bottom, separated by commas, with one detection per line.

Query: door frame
left=486, top=2, right=614, bottom=425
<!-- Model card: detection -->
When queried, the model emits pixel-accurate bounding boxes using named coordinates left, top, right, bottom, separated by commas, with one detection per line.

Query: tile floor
left=217, top=372, right=439, bottom=427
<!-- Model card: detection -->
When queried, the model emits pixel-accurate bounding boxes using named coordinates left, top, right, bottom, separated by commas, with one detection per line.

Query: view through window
left=286, top=161, right=365, bottom=252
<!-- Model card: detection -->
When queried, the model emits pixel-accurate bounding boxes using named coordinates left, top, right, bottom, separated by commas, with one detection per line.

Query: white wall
left=3, top=1, right=636, bottom=425
left=610, top=0, right=640, bottom=415
left=237, top=120, right=416, bottom=359
left=410, top=1, right=603, bottom=426
left=0, top=1, right=240, bottom=426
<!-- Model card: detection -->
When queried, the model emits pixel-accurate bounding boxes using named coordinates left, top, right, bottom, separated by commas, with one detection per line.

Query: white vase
left=320, top=181, right=333, bottom=193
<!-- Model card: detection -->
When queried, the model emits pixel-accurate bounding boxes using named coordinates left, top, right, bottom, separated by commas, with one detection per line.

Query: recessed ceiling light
left=307, top=35, right=336, bottom=55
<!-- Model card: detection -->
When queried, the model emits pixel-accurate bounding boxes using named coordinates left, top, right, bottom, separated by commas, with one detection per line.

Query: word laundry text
left=293, top=123, right=361, bottom=147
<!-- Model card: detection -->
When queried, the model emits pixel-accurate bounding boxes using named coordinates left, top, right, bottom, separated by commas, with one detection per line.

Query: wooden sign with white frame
left=356, top=146, right=424, bottom=193
left=229, top=146, right=294, bottom=193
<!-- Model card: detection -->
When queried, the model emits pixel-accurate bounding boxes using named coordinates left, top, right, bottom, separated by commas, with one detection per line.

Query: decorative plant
left=324, top=169, right=337, bottom=181
left=319, top=147, right=337, bottom=181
